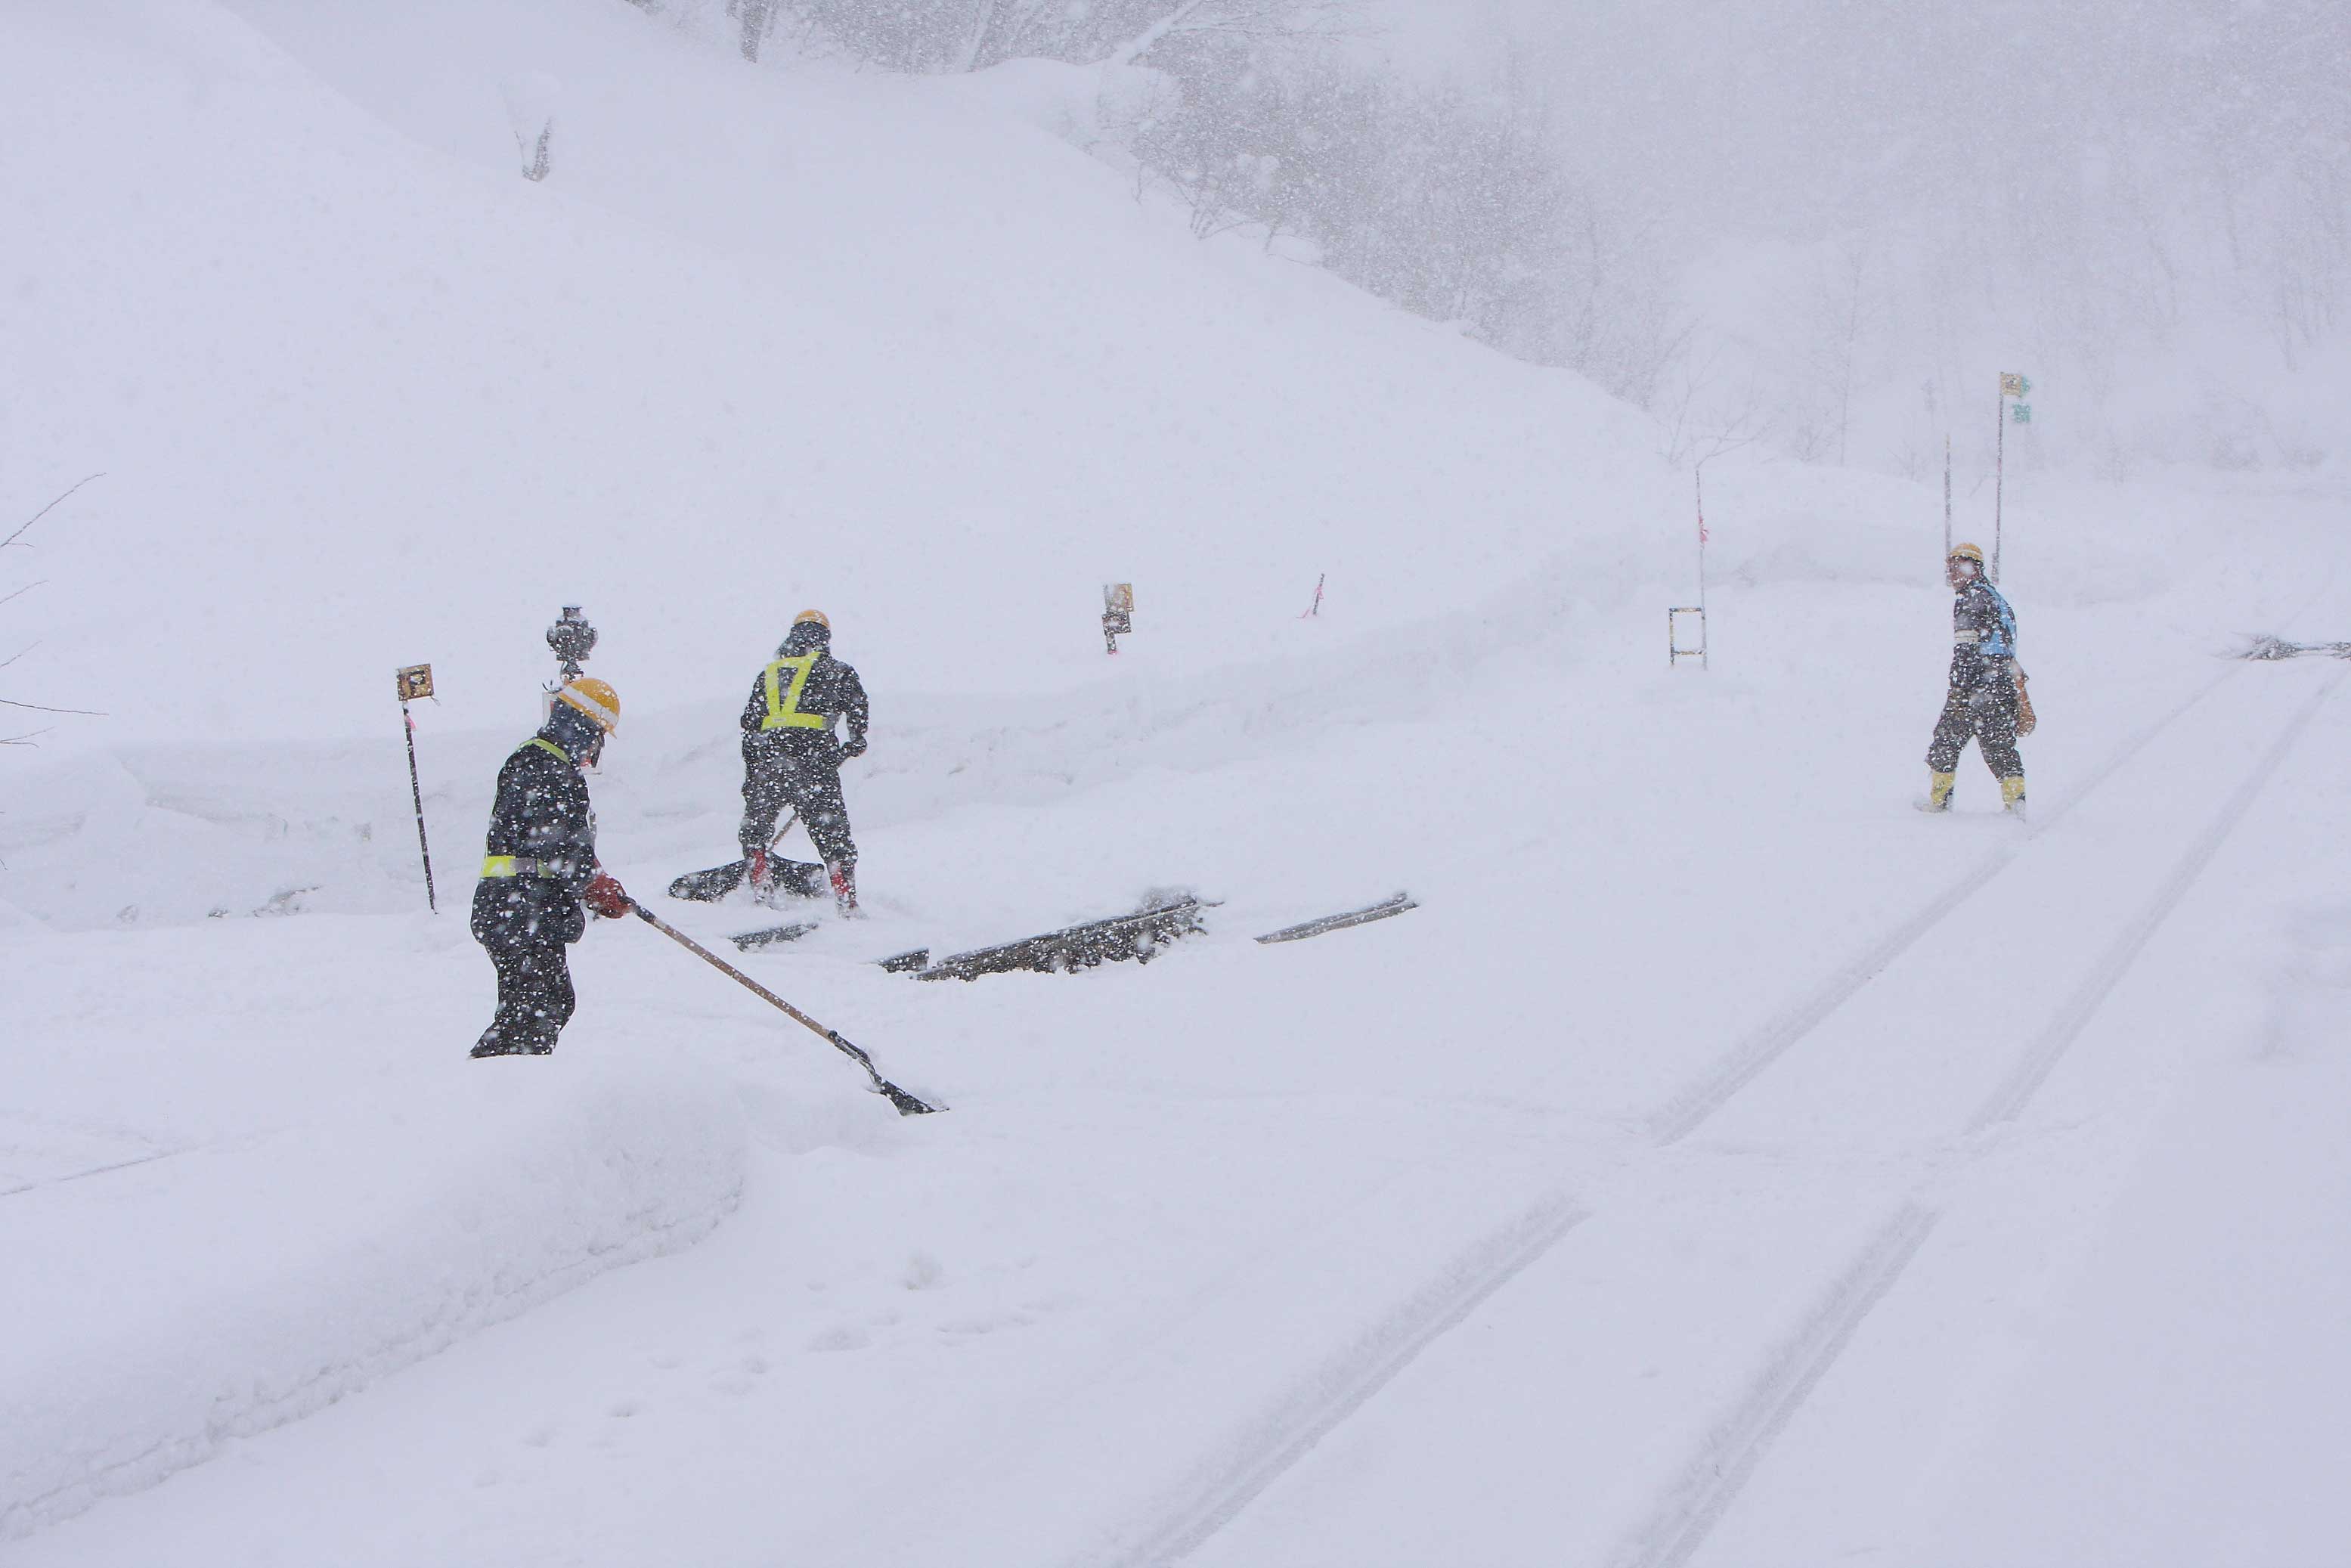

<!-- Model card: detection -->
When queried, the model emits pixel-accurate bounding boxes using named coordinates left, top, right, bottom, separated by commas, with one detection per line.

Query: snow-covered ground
left=6, top=2, right=2349, bottom=1564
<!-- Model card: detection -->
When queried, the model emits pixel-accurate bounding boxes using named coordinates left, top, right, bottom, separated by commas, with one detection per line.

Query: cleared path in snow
left=1647, top=659, right=2249, bottom=1144
left=1169, top=662, right=2342, bottom=1568
left=1688, top=658, right=2351, bottom=1567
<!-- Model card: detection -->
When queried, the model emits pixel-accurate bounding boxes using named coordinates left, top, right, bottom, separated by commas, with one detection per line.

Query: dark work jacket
left=470, top=721, right=599, bottom=948
left=1947, top=578, right=2018, bottom=691
left=739, top=623, right=869, bottom=767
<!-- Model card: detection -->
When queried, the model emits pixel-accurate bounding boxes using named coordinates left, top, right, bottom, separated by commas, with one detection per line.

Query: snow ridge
left=0, top=1067, right=745, bottom=1541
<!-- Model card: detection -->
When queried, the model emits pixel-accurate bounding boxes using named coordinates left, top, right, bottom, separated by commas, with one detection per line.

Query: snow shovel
left=666, top=813, right=820, bottom=902
left=627, top=899, right=942, bottom=1117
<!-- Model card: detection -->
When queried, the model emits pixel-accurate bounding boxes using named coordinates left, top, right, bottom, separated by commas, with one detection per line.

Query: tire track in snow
left=1647, top=663, right=2244, bottom=1145
left=1607, top=1202, right=1942, bottom=1568
left=1603, top=669, right=2342, bottom=1568
left=1970, top=667, right=2343, bottom=1130
left=1075, top=665, right=2283, bottom=1566
left=0, top=1129, right=289, bottom=1201
left=1087, top=1190, right=1589, bottom=1568
left=0, top=1145, right=194, bottom=1199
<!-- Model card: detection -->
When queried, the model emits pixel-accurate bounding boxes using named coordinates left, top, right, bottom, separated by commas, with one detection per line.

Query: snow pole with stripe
left=395, top=664, right=438, bottom=912
left=1943, top=433, right=1953, bottom=566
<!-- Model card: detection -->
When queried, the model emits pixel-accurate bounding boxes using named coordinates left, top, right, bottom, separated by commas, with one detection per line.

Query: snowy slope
left=6, top=2, right=2351, bottom=1565
left=3, top=0, right=1664, bottom=747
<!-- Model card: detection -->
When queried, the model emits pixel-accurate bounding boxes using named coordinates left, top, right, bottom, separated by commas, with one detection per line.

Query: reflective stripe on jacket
left=741, top=646, right=869, bottom=758
left=470, top=728, right=599, bottom=947
left=480, top=854, right=580, bottom=879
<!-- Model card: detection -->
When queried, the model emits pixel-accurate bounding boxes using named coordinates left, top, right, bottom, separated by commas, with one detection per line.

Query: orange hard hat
left=557, top=677, right=621, bottom=734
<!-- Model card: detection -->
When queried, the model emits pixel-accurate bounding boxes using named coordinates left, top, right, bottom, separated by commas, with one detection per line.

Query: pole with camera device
left=546, top=604, right=597, bottom=690
left=542, top=605, right=606, bottom=770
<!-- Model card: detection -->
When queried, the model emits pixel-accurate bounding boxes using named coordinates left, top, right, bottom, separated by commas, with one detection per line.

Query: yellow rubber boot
left=2000, top=775, right=2027, bottom=817
left=1918, top=771, right=1956, bottom=813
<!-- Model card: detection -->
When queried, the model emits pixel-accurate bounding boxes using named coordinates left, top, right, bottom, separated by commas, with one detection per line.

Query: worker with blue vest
left=469, top=677, right=629, bottom=1058
left=739, top=609, right=869, bottom=913
left=1921, top=543, right=2030, bottom=816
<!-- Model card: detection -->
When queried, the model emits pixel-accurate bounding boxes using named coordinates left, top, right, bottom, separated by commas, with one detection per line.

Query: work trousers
left=1926, top=680, right=2023, bottom=779
left=740, top=752, right=856, bottom=866
left=473, top=939, right=577, bottom=1056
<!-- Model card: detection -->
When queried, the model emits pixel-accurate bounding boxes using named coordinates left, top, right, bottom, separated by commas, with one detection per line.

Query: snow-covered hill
left=4, top=0, right=1675, bottom=747
left=5, top=2, right=2351, bottom=1565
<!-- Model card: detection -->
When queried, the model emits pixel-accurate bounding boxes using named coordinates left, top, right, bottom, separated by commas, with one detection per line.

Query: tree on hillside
left=1780, top=240, right=1879, bottom=466
left=763, top=0, right=1349, bottom=74
left=1127, top=40, right=1676, bottom=404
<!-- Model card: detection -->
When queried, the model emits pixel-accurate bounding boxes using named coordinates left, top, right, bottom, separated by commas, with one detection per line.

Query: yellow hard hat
left=557, top=677, right=621, bottom=734
left=793, top=609, right=830, bottom=631
left=1949, top=542, right=1986, bottom=565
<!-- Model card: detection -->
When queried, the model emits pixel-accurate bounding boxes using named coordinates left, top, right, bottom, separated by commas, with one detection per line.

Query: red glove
left=583, top=872, right=629, bottom=919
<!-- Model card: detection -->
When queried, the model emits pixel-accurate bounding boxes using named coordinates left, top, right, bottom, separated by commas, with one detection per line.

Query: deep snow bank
left=0, top=1062, right=745, bottom=1540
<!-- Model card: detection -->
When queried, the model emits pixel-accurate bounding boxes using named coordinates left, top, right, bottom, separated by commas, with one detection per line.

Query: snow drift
left=0, top=1064, right=744, bottom=1540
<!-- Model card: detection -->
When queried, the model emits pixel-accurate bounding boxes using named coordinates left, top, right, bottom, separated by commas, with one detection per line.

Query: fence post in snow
left=1666, top=466, right=1709, bottom=670
left=1669, top=467, right=1711, bottom=669
left=1696, top=464, right=1709, bottom=628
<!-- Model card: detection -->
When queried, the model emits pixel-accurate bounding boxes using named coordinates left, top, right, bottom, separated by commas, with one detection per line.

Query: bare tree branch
left=3, top=473, right=104, bottom=551
left=4, top=473, right=104, bottom=727
left=1105, top=0, right=1215, bottom=67
left=1656, top=334, right=1773, bottom=467
left=0, top=696, right=104, bottom=717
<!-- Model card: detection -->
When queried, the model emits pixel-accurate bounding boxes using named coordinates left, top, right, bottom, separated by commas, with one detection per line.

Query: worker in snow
left=469, top=678, right=629, bottom=1058
left=739, top=609, right=869, bottom=915
left=1920, top=543, right=2033, bottom=816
